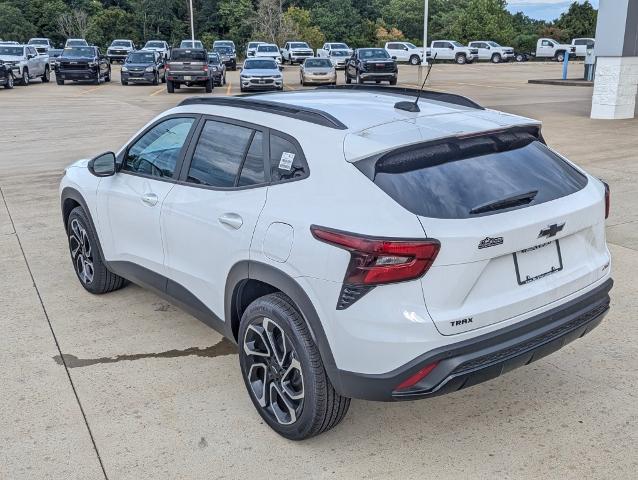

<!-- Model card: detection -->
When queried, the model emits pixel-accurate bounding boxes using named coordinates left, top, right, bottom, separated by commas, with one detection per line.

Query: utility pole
left=418, top=0, right=429, bottom=84
left=189, top=0, right=195, bottom=43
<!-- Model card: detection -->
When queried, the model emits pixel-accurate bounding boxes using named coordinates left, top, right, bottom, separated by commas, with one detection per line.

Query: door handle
left=141, top=192, right=158, bottom=206
left=219, top=213, right=243, bottom=230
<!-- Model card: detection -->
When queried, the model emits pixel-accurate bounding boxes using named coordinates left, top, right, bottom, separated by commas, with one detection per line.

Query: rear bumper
left=334, top=278, right=613, bottom=401
left=167, top=74, right=209, bottom=84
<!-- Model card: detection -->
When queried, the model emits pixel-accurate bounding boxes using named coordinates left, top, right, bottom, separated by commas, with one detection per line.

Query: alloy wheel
left=69, top=218, right=94, bottom=285
left=242, top=317, right=304, bottom=425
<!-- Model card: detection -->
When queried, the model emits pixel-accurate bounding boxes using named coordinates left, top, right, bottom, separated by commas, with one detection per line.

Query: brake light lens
left=603, top=181, right=610, bottom=219
left=395, top=362, right=438, bottom=391
left=310, top=225, right=440, bottom=286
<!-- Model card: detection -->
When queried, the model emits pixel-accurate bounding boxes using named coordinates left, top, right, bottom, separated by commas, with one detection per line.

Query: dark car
left=345, top=48, right=398, bottom=85
left=207, top=52, right=226, bottom=86
left=121, top=50, right=166, bottom=85
left=165, top=48, right=214, bottom=93
left=212, top=45, right=236, bottom=71
left=55, top=46, right=111, bottom=85
left=0, top=60, right=14, bottom=89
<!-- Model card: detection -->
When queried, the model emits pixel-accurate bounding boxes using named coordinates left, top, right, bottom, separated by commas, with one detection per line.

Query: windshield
left=330, top=50, right=348, bottom=57
left=244, top=59, right=277, bottom=69
left=214, top=46, right=232, bottom=54
left=248, top=42, right=262, bottom=48
left=29, top=39, right=48, bottom=45
left=359, top=48, right=390, bottom=60
left=257, top=45, right=278, bottom=53
left=63, top=47, right=94, bottom=57
left=487, top=41, right=500, bottom=47
left=181, top=41, right=203, bottom=48
left=208, top=54, right=220, bottom=64
left=451, top=41, right=464, bottom=47
left=66, top=40, right=87, bottom=47
left=304, top=58, right=332, bottom=68
left=291, top=42, right=309, bottom=49
left=171, top=49, right=206, bottom=61
left=145, top=41, right=164, bottom=48
left=330, top=43, right=348, bottom=49
left=127, top=52, right=155, bottom=63
left=405, top=43, right=417, bottom=49
left=0, top=46, right=23, bottom=56
left=215, top=41, right=234, bottom=48
left=111, top=41, right=131, bottom=47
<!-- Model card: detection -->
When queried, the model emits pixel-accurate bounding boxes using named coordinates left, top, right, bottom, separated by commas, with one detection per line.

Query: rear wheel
left=67, top=207, right=128, bottom=295
left=238, top=293, right=350, bottom=440
left=167, top=79, right=174, bottom=93
left=205, top=78, right=213, bottom=93
left=356, top=71, right=363, bottom=84
left=515, top=53, right=525, bottom=62
left=345, top=72, right=351, bottom=84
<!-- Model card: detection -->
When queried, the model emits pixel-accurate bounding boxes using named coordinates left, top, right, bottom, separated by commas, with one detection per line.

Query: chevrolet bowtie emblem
left=538, top=223, right=565, bottom=238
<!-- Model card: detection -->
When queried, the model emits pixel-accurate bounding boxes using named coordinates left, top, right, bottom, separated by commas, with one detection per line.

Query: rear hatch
left=355, top=127, right=609, bottom=335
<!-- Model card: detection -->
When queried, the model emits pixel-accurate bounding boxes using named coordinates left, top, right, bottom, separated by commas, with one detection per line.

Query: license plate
left=513, top=241, right=563, bottom=285
left=184, top=76, right=192, bottom=80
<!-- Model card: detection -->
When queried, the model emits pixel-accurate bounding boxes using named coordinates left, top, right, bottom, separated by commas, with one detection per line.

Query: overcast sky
left=506, top=0, right=599, bottom=21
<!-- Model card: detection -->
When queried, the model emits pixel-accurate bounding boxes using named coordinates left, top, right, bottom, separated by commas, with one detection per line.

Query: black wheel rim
left=242, top=317, right=304, bottom=425
left=69, top=218, right=94, bottom=284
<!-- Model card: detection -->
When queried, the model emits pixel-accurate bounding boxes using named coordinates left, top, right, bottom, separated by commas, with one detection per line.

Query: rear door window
left=357, top=133, right=588, bottom=219
left=269, top=134, right=308, bottom=183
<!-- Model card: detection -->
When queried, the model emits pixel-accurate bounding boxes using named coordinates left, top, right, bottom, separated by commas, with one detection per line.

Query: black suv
left=121, top=50, right=166, bottom=85
left=55, top=46, right=111, bottom=85
left=345, top=48, right=398, bottom=85
left=0, top=61, right=14, bottom=89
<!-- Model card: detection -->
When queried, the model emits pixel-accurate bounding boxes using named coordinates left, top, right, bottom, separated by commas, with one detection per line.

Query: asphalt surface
left=1, top=62, right=637, bottom=480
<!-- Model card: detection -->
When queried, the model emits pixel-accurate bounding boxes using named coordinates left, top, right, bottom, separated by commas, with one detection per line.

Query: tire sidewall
left=238, top=294, right=324, bottom=440
left=67, top=208, right=105, bottom=294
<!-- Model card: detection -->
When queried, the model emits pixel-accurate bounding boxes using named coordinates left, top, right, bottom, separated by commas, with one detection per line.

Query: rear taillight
left=395, top=362, right=438, bottom=391
left=311, top=225, right=440, bottom=309
left=603, top=180, right=610, bottom=219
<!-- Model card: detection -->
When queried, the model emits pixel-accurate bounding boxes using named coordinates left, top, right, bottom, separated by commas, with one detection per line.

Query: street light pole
left=189, top=0, right=195, bottom=43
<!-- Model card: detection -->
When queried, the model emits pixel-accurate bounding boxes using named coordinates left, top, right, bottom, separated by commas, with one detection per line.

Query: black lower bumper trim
left=334, top=278, right=612, bottom=401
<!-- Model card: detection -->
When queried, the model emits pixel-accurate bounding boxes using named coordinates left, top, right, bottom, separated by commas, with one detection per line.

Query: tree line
left=0, top=0, right=597, bottom=54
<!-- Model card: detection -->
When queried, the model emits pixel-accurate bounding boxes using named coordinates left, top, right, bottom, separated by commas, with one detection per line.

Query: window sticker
left=279, top=151, right=295, bottom=171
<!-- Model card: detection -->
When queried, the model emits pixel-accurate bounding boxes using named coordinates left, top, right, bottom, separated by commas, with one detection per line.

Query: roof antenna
left=394, top=53, right=437, bottom=113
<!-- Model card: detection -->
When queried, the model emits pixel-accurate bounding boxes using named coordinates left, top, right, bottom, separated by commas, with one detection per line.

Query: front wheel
left=491, top=53, right=502, bottom=64
left=41, top=66, right=50, bottom=82
left=356, top=71, right=363, bottom=84
left=555, top=51, right=565, bottom=62
left=152, top=72, right=159, bottom=86
left=455, top=54, right=467, bottom=65
left=389, top=77, right=397, bottom=86
left=105, top=68, right=111, bottom=82
left=238, top=293, right=350, bottom=440
left=4, top=74, right=14, bottom=89
left=21, top=68, right=29, bottom=86
left=56, top=76, right=64, bottom=85
left=67, top=207, right=128, bottom=294
left=345, top=72, right=351, bottom=84
left=409, top=55, right=421, bottom=66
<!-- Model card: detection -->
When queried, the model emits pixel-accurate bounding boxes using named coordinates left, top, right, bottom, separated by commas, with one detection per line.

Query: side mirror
left=486, top=46, right=491, bottom=50
left=28, top=53, right=36, bottom=59
left=88, top=152, right=116, bottom=177
left=449, top=45, right=454, bottom=50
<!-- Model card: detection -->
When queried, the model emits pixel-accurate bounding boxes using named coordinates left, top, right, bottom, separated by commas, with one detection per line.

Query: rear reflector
left=310, top=226, right=440, bottom=286
left=395, top=362, right=438, bottom=391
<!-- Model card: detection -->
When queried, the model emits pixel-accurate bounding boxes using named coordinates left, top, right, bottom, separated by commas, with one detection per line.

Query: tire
left=41, top=66, right=50, bottom=82
left=121, top=79, right=128, bottom=86
left=56, top=76, right=64, bottom=85
left=238, top=293, right=350, bottom=440
left=66, top=207, right=128, bottom=295
left=389, top=77, right=397, bottom=86
left=161, top=72, right=166, bottom=83
left=555, top=51, right=565, bottom=62
left=356, top=71, right=363, bottom=84
left=205, top=78, right=213, bottom=93
left=20, top=68, right=29, bottom=86
left=516, top=54, right=525, bottom=62
left=105, top=68, right=111, bottom=82
left=345, top=73, right=351, bottom=84
left=167, top=79, right=174, bottom=93
left=4, top=74, right=14, bottom=89
left=222, top=73, right=226, bottom=85
left=491, top=53, right=501, bottom=64
left=93, top=72, right=101, bottom=85
left=455, top=54, right=467, bottom=65
left=174, top=82, right=180, bottom=89
left=409, top=55, right=421, bottom=66
left=152, top=72, right=158, bottom=86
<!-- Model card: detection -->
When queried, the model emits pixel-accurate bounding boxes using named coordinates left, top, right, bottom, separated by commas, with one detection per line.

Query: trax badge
left=478, top=237, right=503, bottom=249
left=539, top=223, right=565, bottom=238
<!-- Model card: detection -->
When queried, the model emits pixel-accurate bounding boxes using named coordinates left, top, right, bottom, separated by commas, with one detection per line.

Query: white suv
left=60, top=87, right=613, bottom=440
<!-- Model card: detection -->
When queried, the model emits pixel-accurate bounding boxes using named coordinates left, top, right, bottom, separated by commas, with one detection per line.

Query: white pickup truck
left=0, top=44, right=49, bottom=85
left=571, top=38, right=595, bottom=57
left=316, top=43, right=352, bottom=58
left=468, top=41, right=514, bottom=63
left=384, top=41, right=428, bottom=65
left=430, top=40, right=478, bottom=64
left=535, top=38, right=576, bottom=62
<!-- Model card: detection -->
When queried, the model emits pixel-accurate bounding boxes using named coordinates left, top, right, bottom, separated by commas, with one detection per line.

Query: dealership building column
left=591, top=0, right=638, bottom=119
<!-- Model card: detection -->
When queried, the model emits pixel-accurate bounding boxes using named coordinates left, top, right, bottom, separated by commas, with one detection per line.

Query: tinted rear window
left=171, top=49, right=206, bottom=61
left=358, top=133, right=588, bottom=219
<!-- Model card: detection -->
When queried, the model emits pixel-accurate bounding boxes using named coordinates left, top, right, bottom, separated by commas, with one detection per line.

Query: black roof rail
left=178, top=96, right=348, bottom=130
left=315, top=84, right=485, bottom=110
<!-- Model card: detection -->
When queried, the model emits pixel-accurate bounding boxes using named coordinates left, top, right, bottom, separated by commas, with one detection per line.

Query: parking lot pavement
left=1, top=62, right=637, bottom=480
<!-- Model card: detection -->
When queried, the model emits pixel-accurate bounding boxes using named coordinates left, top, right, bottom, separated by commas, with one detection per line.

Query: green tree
left=446, top=0, right=514, bottom=45
left=87, top=7, right=137, bottom=48
left=0, top=2, right=37, bottom=42
left=555, top=0, right=597, bottom=38
left=284, top=6, right=325, bottom=49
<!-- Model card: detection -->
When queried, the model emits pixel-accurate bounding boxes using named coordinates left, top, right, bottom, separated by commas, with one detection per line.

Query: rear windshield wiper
left=469, top=190, right=538, bottom=215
